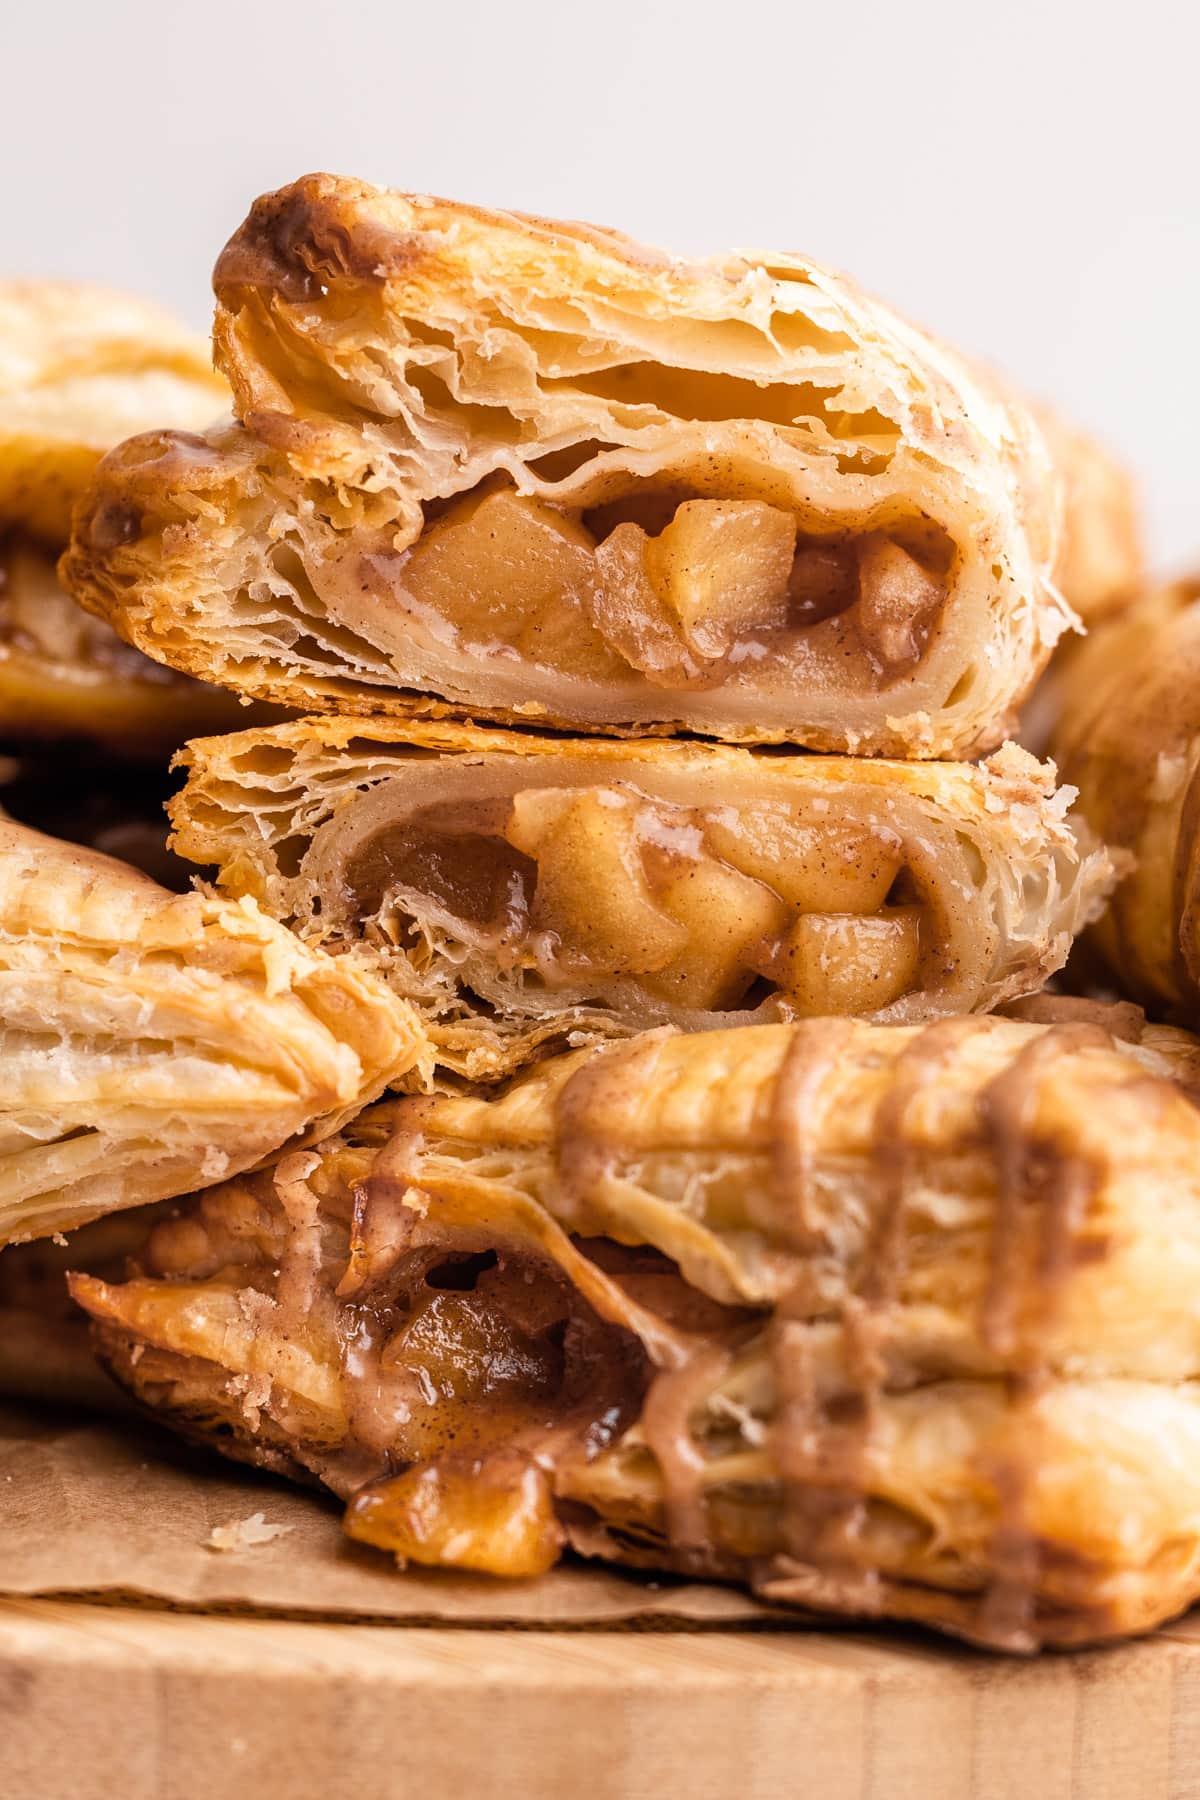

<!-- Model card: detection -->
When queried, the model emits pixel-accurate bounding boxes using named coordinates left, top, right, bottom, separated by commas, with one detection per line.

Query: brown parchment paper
left=0, top=1400, right=783, bottom=1627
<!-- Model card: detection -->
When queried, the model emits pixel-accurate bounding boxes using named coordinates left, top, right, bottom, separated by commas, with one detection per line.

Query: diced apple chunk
left=645, top=500, right=795, bottom=658
left=528, top=789, right=688, bottom=975
left=347, top=1459, right=561, bottom=1578
left=504, top=787, right=577, bottom=860
left=591, top=523, right=709, bottom=687
left=703, top=807, right=904, bottom=914
left=401, top=489, right=622, bottom=675
left=855, top=536, right=943, bottom=672
left=775, top=906, right=922, bottom=1015
left=642, top=859, right=789, bottom=1010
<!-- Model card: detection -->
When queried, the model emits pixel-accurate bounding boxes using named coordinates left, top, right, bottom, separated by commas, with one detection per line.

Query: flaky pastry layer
left=71, top=1008, right=1200, bottom=1650
left=0, top=819, right=425, bottom=1245
left=1034, top=408, right=1143, bottom=622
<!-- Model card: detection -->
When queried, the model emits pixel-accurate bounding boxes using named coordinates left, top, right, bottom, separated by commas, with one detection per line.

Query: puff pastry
left=71, top=1006, right=1200, bottom=1650
left=0, top=280, right=227, bottom=545
left=169, top=719, right=1116, bottom=1081
left=1051, top=575, right=1200, bottom=1016
left=63, top=176, right=1097, bottom=757
left=0, top=818, right=425, bottom=1247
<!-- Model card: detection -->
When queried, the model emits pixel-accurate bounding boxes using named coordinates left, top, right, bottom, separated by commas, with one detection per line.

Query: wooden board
left=3, top=1598, right=1200, bottom=1799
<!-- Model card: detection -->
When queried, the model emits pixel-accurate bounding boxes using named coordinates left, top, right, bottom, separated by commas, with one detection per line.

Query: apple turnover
left=0, top=281, right=252, bottom=755
left=0, top=533, right=246, bottom=757
left=61, top=175, right=1110, bottom=757
left=71, top=1008, right=1200, bottom=1650
left=0, top=279, right=227, bottom=544
left=1051, top=575, right=1200, bottom=1017
left=169, top=719, right=1116, bottom=1082
left=0, top=819, right=425, bottom=1247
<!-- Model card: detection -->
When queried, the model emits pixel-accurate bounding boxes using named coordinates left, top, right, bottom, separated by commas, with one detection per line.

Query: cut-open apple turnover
left=71, top=1007, right=1200, bottom=1650
left=60, top=175, right=1118, bottom=756
left=0, top=819, right=424, bottom=1246
left=171, top=720, right=1116, bottom=1082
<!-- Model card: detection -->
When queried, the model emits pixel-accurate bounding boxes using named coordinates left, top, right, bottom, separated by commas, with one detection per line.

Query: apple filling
left=73, top=1160, right=656, bottom=1578
left=343, top=782, right=927, bottom=1019
left=374, top=487, right=949, bottom=693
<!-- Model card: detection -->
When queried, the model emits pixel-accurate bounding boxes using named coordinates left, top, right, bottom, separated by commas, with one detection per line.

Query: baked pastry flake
left=0, top=533, right=247, bottom=757
left=1036, top=407, right=1143, bottom=623
left=0, top=281, right=254, bottom=757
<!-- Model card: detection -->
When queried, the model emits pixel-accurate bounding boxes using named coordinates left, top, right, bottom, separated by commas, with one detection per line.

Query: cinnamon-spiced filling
left=342, top=782, right=931, bottom=1018
left=335, top=486, right=952, bottom=695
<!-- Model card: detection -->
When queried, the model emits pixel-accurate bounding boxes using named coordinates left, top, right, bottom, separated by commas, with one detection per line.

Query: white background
left=5, top=0, right=1195, bottom=569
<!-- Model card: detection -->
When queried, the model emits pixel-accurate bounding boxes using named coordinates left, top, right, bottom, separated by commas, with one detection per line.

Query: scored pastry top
left=60, top=174, right=1118, bottom=756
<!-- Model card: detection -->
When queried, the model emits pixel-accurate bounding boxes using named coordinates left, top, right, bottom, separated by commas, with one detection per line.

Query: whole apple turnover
left=0, top=281, right=249, bottom=756
left=0, top=279, right=227, bottom=545
left=71, top=1009, right=1200, bottom=1650
left=0, top=533, right=246, bottom=757
left=0, top=819, right=425, bottom=1247
left=1051, top=575, right=1200, bottom=1018
left=169, top=719, right=1116, bottom=1082
left=62, top=176, right=1106, bottom=756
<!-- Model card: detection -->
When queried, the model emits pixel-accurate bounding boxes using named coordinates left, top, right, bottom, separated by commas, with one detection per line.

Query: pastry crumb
left=206, top=1511, right=292, bottom=1552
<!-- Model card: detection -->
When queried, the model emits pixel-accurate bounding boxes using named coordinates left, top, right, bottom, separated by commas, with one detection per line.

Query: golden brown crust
left=69, top=1012, right=1200, bottom=1649
left=167, top=717, right=1118, bottom=1082
left=0, top=817, right=426, bottom=1245
left=0, top=281, right=226, bottom=545
left=1051, top=575, right=1200, bottom=1016
left=61, top=176, right=1088, bottom=756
